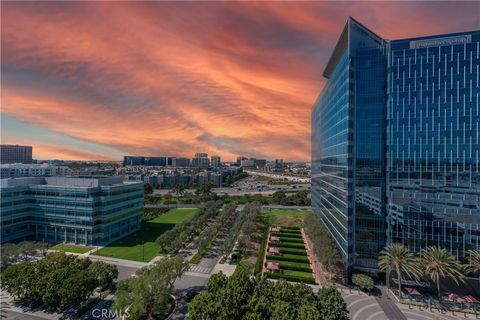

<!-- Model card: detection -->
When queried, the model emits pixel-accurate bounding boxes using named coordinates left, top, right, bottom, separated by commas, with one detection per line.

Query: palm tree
left=172, top=184, right=185, bottom=201
left=421, top=246, right=466, bottom=301
left=466, top=249, right=480, bottom=281
left=378, top=243, right=422, bottom=298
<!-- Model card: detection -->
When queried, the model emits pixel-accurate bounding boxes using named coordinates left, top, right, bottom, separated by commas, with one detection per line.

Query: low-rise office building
left=0, top=163, right=71, bottom=178
left=0, top=176, right=144, bottom=245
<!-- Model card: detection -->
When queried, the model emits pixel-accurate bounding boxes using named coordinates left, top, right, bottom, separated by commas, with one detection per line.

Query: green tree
left=298, top=304, right=321, bottom=320
left=466, top=249, right=480, bottom=281
left=87, top=262, right=118, bottom=287
left=144, top=183, right=153, bottom=195
left=207, top=272, right=228, bottom=294
left=196, top=182, right=214, bottom=201
left=271, top=300, right=292, bottom=320
left=272, top=191, right=287, bottom=205
left=188, top=291, right=224, bottom=319
left=351, top=274, right=374, bottom=291
left=378, top=243, right=422, bottom=298
left=113, top=256, right=188, bottom=319
left=172, top=184, right=186, bottom=201
left=316, top=287, right=349, bottom=320
left=421, top=246, right=466, bottom=301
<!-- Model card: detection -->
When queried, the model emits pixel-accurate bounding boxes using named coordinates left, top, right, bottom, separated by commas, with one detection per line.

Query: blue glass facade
left=387, top=32, right=480, bottom=259
left=312, top=18, right=387, bottom=270
left=312, top=18, right=480, bottom=272
left=0, top=177, right=144, bottom=245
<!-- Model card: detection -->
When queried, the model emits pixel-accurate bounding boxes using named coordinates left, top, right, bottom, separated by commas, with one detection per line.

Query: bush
left=351, top=274, right=374, bottom=291
left=278, top=248, right=307, bottom=255
left=276, top=242, right=305, bottom=249
left=190, top=253, right=202, bottom=265
left=163, top=200, right=177, bottom=205
left=278, top=237, right=304, bottom=243
left=254, top=239, right=266, bottom=275
left=265, top=272, right=316, bottom=284
left=271, top=261, right=312, bottom=273
left=267, top=255, right=309, bottom=263
left=276, top=232, right=303, bottom=238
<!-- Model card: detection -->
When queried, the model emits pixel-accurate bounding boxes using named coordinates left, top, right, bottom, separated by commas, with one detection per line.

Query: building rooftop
left=0, top=176, right=135, bottom=188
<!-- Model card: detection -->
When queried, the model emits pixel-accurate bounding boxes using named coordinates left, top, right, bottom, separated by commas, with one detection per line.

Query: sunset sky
left=1, top=1, right=479, bottom=161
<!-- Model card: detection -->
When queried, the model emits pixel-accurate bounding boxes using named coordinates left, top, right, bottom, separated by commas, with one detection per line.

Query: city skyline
left=2, top=2, right=479, bottom=162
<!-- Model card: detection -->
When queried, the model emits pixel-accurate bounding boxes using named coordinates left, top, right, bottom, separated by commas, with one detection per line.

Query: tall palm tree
left=466, top=249, right=480, bottom=281
left=421, top=246, right=466, bottom=301
left=378, top=243, right=422, bottom=298
left=172, top=184, right=185, bottom=201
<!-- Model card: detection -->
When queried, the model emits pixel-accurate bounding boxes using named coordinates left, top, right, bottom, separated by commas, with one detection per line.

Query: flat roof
left=0, top=176, right=138, bottom=188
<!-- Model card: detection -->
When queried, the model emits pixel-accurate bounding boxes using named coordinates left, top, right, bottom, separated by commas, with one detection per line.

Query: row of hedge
left=265, top=271, right=316, bottom=284
left=275, top=232, right=303, bottom=239
left=279, top=247, right=307, bottom=255
left=267, top=260, right=311, bottom=273
left=277, top=237, right=304, bottom=244
left=275, top=242, right=305, bottom=249
left=267, top=254, right=309, bottom=263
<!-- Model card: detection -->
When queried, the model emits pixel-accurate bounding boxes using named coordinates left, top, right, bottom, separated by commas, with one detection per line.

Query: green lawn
left=93, top=208, right=197, bottom=262
left=51, top=244, right=92, bottom=254
left=267, top=259, right=311, bottom=272
left=283, top=269, right=314, bottom=279
left=262, top=209, right=310, bottom=225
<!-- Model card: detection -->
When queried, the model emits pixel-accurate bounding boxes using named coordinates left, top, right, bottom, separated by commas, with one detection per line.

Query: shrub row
left=276, top=232, right=303, bottom=239
left=254, top=237, right=266, bottom=275
left=278, top=237, right=304, bottom=244
left=267, top=254, right=309, bottom=263
left=267, top=260, right=312, bottom=273
left=265, top=272, right=316, bottom=284
left=282, top=227, right=301, bottom=231
left=276, top=242, right=306, bottom=249
left=279, top=247, right=307, bottom=255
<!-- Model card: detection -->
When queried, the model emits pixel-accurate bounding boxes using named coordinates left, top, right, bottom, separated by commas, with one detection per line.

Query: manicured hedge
left=268, top=260, right=312, bottom=273
left=276, top=232, right=303, bottom=239
left=276, top=242, right=306, bottom=249
left=254, top=237, right=266, bottom=275
left=278, top=237, right=304, bottom=244
left=282, top=227, right=301, bottom=231
left=279, top=247, right=307, bottom=255
left=267, top=254, right=309, bottom=263
left=265, top=272, right=316, bottom=284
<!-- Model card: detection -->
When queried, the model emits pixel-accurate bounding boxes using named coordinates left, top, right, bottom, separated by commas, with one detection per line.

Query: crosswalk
left=188, top=265, right=212, bottom=274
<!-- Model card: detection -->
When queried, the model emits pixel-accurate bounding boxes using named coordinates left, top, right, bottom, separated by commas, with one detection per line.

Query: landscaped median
left=263, top=226, right=317, bottom=285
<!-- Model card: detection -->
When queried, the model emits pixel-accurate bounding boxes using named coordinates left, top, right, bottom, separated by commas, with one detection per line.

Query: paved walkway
left=342, top=287, right=477, bottom=320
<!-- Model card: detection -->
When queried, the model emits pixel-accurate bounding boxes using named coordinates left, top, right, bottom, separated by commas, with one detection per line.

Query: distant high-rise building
left=123, top=156, right=145, bottom=166
left=236, top=156, right=248, bottom=165
left=274, top=159, right=284, bottom=169
left=254, top=159, right=267, bottom=169
left=241, top=159, right=255, bottom=167
left=312, top=17, right=480, bottom=273
left=192, top=153, right=209, bottom=169
left=123, top=156, right=166, bottom=166
left=1, top=145, right=33, bottom=164
left=211, top=156, right=221, bottom=168
left=172, top=157, right=190, bottom=167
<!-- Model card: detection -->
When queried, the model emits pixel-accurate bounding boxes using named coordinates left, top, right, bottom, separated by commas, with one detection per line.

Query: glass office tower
left=313, top=17, right=480, bottom=272
left=312, top=18, right=387, bottom=271
left=387, top=32, right=480, bottom=259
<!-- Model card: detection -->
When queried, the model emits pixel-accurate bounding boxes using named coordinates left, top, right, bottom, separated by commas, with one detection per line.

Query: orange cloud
left=1, top=2, right=478, bottom=161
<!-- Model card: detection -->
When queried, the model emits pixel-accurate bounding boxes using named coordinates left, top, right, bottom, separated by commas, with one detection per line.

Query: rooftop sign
left=410, top=34, right=471, bottom=49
